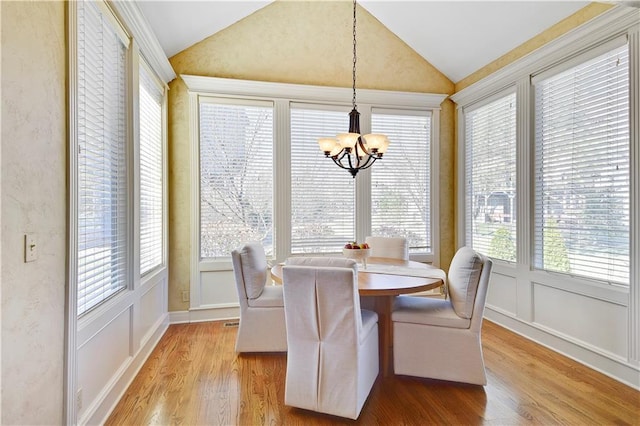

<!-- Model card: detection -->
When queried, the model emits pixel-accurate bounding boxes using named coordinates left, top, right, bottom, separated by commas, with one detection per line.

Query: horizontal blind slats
left=533, top=43, right=630, bottom=285
left=199, top=102, right=274, bottom=258
left=290, top=107, right=354, bottom=254
left=139, top=64, right=165, bottom=274
left=76, top=0, right=128, bottom=316
left=371, top=111, right=431, bottom=253
left=465, top=93, right=517, bottom=261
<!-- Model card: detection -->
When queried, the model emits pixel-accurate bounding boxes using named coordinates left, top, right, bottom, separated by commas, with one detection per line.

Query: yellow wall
left=1, top=1, right=67, bottom=423
left=455, top=2, right=614, bottom=92
left=167, top=0, right=455, bottom=311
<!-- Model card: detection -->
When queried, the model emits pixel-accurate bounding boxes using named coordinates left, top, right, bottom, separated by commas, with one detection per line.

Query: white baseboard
left=484, top=308, right=640, bottom=390
left=169, top=306, right=240, bottom=324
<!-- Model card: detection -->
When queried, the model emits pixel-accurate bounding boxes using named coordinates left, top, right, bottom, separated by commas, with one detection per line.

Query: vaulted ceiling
left=138, top=1, right=593, bottom=83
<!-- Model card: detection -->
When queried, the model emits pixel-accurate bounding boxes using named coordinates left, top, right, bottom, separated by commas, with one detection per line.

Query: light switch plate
left=24, top=234, right=37, bottom=262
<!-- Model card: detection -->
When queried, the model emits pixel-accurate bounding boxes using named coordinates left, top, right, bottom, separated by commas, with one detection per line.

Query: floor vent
left=223, top=321, right=239, bottom=327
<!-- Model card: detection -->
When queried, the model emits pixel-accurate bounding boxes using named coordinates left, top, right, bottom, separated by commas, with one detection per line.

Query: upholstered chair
left=230, top=243, right=287, bottom=352
left=391, top=246, right=493, bottom=385
left=282, top=257, right=379, bottom=420
left=365, top=236, right=409, bottom=260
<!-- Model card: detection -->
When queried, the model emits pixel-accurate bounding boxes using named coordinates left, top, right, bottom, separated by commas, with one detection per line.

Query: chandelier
left=317, top=0, right=389, bottom=178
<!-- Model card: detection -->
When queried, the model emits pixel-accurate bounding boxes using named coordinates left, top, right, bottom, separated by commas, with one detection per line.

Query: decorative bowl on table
left=342, top=242, right=371, bottom=268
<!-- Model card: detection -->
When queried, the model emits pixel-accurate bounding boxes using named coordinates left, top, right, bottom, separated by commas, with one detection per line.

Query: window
left=76, top=0, right=128, bottom=315
left=187, top=76, right=444, bottom=263
left=290, top=104, right=354, bottom=253
left=139, top=62, right=164, bottom=275
left=534, top=42, right=629, bottom=285
left=199, top=100, right=274, bottom=258
left=465, top=93, right=517, bottom=261
left=371, top=110, right=432, bottom=253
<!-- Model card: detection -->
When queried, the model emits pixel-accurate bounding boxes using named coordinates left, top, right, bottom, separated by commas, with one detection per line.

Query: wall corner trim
left=110, top=2, right=176, bottom=83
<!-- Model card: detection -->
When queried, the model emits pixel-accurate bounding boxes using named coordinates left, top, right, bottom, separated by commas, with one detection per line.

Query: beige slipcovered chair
left=392, top=246, right=493, bottom=385
left=365, top=236, right=409, bottom=260
left=230, top=243, right=287, bottom=352
left=282, top=257, right=379, bottom=420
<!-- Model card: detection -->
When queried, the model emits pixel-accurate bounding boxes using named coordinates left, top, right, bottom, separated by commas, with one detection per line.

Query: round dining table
left=270, top=256, right=445, bottom=377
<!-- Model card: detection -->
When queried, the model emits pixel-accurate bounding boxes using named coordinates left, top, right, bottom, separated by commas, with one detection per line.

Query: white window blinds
left=139, top=62, right=164, bottom=275
left=465, top=93, right=517, bottom=261
left=290, top=104, right=354, bottom=253
left=371, top=110, right=431, bottom=253
left=199, top=100, right=274, bottom=258
left=533, top=42, right=629, bottom=285
left=77, top=0, right=128, bottom=315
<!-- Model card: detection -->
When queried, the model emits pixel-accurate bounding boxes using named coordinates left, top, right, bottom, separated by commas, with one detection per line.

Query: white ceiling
left=137, top=0, right=591, bottom=83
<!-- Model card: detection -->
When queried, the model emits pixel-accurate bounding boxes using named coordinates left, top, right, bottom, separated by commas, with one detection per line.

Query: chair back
left=231, top=242, right=267, bottom=307
left=285, top=256, right=356, bottom=269
left=365, top=236, right=409, bottom=260
left=447, top=246, right=493, bottom=332
left=282, top=258, right=363, bottom=415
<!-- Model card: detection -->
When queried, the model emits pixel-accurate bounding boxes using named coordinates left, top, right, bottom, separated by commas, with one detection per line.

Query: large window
left=139, top=62, right=165, bottom=275
left=199, top=100, right=274, bottom=258
left=189, top=77, right=443, bottom=262
left=371, top=110, right=432, bottom=253
left=465, top=93, right=517, bottom=261
left=76, top=0, right=128, bottom=315
left=533, top=42, right=629, bottom=285
left=290, top=104, right=354, bottom=253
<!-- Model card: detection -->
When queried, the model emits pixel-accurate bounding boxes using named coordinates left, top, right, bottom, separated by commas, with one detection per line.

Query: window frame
left=532, top=39, right=630, bottom=286
left=370, top=107, right=435, bottom=255
left=138, top=57, right=168, bottom=277
left=289, top=102, right=356, bottom=255
left=185, top=76, right=446, bottom=300
left=462, top=88, right=518, bottom=263
left=453, top=7, right=638, bottom=301
left=71, top=0, right=132, bottom=319
left=197, top=96, right=276, bottom=260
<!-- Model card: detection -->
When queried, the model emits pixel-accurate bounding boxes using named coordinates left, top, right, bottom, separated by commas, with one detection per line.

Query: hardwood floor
left=106, top=320, right=640, bottom=425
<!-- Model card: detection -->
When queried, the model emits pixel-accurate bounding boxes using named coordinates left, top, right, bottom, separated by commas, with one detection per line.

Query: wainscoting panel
left=139, top=277, right=167, bottom=345
left=532, top=282, right=628, bottom=359
left=200, top=270, right=238, bottom=307
left=485, top=271, right=517, bottom=316
left=77, top=307, right=132, bottom=420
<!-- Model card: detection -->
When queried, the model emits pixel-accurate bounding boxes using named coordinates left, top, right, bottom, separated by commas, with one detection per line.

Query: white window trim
left=185, top=75, right=446, bottom=307
left=452, top=5, right=640, bottom=368
left=138, top=57, right=169, bottom=279
left=66, top=1, right=171, bottom=424
left=109, top=1, right=176, bottom=83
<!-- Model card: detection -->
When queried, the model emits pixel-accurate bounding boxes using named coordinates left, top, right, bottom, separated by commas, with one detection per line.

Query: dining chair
left=282, top=257, right=379, bottom=420
left=391, top=246, right=493, bottom=385
left=230, top=242, right=287, bottom=352
left=365, top=236, right=409, bottom=260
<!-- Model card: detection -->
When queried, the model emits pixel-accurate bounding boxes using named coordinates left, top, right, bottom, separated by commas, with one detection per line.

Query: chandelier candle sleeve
left=317, top=0, right=390, bottom=178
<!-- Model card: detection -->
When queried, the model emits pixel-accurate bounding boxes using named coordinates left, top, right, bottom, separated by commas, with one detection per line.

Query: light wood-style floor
left=106, top=320, right=639, bottom=425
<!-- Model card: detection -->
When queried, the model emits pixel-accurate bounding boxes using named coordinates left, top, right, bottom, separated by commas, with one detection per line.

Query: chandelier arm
left=332, top=156, right=351, bottom=170
left=356, top=138, right=370, bottom=156
left=356, top=152, right=375, bottom=170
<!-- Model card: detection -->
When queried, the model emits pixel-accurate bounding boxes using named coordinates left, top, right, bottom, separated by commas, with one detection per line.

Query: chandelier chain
left=352, top=0, right=357, bottom=109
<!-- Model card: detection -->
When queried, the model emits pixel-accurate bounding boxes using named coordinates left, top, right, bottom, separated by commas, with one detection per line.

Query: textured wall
left=455, top=2, right=614, bottom=91
left=168, top=0, right=455, bottom=311
left=1, top=1, right=67, bottom=424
